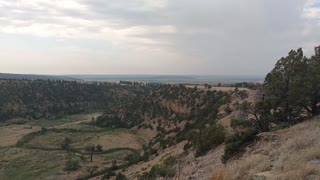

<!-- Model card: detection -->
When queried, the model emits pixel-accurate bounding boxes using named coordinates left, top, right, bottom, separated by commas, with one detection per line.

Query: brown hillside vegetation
left=213, top=117, right=320, bottom=180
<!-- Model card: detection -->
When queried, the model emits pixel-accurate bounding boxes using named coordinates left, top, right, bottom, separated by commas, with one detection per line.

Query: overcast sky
left=0, top=0, right=319, bottom=75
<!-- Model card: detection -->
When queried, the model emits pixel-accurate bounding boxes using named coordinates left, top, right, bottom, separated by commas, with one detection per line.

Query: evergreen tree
left=264, top=48, right=308, bottom=122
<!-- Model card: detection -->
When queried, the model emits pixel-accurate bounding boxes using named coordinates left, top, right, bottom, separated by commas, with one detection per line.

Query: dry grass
left=28, top=129, right=143, bottom=150
left=223, top=155, right=270, bottom=179
left=0, top=125, right=40, bottom=147
left=123, top=141, right=187, bottom=179
left=95, top=129, right=143, bottom=150
left=221, top=118, right=320, bottom=180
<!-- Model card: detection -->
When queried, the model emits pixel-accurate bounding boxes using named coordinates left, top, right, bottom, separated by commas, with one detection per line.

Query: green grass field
left=0, top=112, right=144, bottom=179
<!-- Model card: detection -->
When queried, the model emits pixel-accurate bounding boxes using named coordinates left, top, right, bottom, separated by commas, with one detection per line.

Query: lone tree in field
left=85, top=144, right=95, bottom=162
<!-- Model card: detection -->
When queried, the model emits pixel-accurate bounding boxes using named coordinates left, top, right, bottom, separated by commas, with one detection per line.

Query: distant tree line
left=0, top=79, right=151, bottom=121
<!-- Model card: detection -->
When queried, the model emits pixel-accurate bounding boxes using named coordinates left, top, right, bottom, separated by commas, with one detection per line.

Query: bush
left=61, top=137, right=72, bottom=150
left=183, top=142, right=192, bottom=152
left=64, top=159, right=80, bottom=171
left=270, top=122, right=289, bottom=132
left=222, top=128, right=258, bottom=162
left=224, top=105, right=232, bottom=114
left=125, top=153, right=142, bottom=165
left=86, top=166, right=98, bottom=175
left=96, top=144, right=103, bottom=152
left=193, top=124, right=226, bottom=156
left=230, top=119, right=252, bottom=128
left=116, top=173, right=128, bottom=180
left=102, top=171, right=116, bottom=179
left=138, top=156, right=176, bottom=180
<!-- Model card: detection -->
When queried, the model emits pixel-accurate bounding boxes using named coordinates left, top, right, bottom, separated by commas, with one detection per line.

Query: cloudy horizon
left=0, top=0, right=320, bottom=76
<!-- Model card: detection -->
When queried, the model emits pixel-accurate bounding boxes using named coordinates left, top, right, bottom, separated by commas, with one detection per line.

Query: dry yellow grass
left=28, top=129, right=143, bottom=150
left=0, top=125, right=40, bottom=147
left=95, top=129, right=143, bottom=150
left=221, top=118, right=320, bottom=180
left=123, top=141, right=187, bottom=179
left=223, top=155, right=270, bottom=179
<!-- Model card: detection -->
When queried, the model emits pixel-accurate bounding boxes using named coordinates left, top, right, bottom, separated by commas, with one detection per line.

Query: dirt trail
left=51, top=119, right=92, bottom=128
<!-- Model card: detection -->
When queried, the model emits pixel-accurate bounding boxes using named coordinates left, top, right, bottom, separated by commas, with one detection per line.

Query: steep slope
left=105, top=88, right=320, bottom=180
left=219, top=117, right=320, bottom=180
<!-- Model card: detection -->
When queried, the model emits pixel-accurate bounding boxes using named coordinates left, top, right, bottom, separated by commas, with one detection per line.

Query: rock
left=308, top=159, right=320, bottom=165
left=305, top=175, right=320, bottom=180
left=258, top=132, right=279, bottom=141
left=261, top=150, right=269, bottom=155
left=254, top=171, right=273, bottom=180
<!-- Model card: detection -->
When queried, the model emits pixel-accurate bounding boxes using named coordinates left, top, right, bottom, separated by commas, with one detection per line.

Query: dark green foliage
left=264, top=48, right=308, bottom=122
left=183, top=142, right=192, bottom=151
left=61, top=137, right=72, bottom=150
left=230, top=119, right=252, bottom=128
left=64, top=159, right=80, bottom=171
left=234, top=82, right=259, bottom=90
left=240, top=100, right=272, bottom=132
left=85, top=144, right=95, bottom=152
left=222, top=128, right=258, bottom=162
left=262, top=46, right=320, bottom=124
left=224, top=105, right=232, bottom=114
left=86, top=166, right=98, bottom=175
left=115, top=173, right=128, bottom=180
left=138, top=156, right=177, bottom=180
left=0, top=79, right=151, bottom=121
left=125, top=153, right=142, bottom=165
left=15, top=128, right=47, bottom=147
left=193, top=124, right=226, bottom=156
left=270, top=122, right=289, bottom=132
left=102, top=171, right=116, bottom=179
left=96, top=84, right=230, bottom=130
left=96, top=144, right=103, bottom=152
left=111, top=160, right=118, bottom=171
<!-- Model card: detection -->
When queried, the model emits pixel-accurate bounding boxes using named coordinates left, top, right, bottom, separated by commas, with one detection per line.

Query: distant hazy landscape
left=0, top=73, right=264, bottom=84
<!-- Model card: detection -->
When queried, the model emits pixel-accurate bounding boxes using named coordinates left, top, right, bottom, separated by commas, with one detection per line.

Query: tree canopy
left=251, top=45, right=320, bottom=130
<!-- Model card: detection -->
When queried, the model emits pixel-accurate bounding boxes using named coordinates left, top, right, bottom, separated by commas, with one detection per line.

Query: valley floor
left=0, top=113, right=150, bottom=180
left=1, top=109, right=320, bottom=180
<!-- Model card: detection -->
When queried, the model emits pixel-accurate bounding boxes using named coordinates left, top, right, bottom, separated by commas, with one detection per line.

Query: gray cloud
left=0, top=0, right=319, bottom=75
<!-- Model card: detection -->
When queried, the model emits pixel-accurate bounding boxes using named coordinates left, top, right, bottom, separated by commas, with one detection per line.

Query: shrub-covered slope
left=0, top=79, right=150, bottom=121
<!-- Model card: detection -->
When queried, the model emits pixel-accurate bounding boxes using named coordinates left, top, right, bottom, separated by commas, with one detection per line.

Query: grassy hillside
left=216, top=117, right=320, bottom=179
